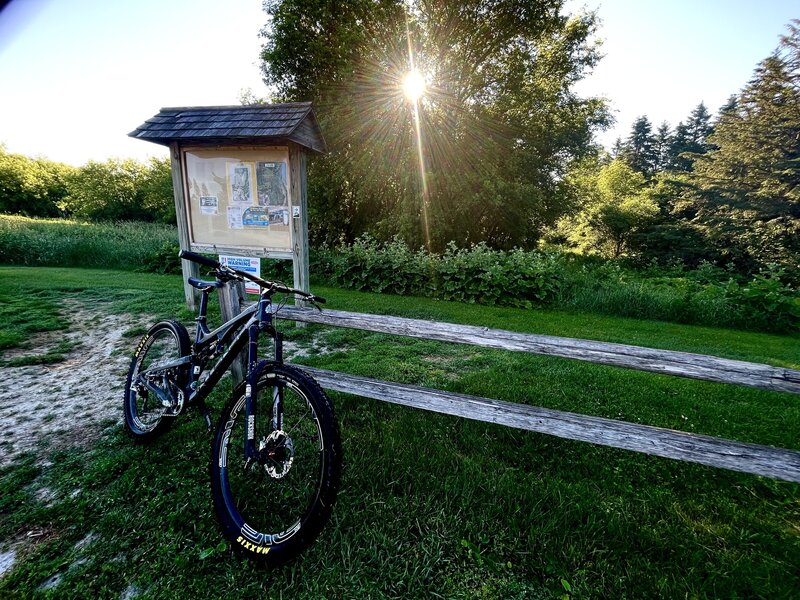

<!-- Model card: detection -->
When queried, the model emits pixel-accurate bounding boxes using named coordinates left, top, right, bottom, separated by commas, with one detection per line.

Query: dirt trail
left=0, top=301, right=149, bottom=467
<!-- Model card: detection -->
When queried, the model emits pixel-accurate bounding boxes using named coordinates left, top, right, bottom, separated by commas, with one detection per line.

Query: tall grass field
left=0, top=215, right=176, bottom=270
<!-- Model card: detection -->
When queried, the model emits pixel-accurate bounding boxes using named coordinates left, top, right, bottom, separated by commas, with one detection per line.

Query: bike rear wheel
left=211, top=364, right=341, bottom=564
left=123, top=320, right=190, bottom=441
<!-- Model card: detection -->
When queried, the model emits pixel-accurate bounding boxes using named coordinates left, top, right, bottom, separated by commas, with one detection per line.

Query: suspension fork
left=244, top=296, right=284, bottom=460
left=244, top=322, right=260, bottom=460
left=272, top=331, right=284, bottom=432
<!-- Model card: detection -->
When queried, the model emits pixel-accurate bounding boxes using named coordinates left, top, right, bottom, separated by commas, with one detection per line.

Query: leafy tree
left=628, top=172, right=720, bottom=266
left=261, top=0, right=610, bottom=250
left=140, top=157, right=175, bottom=223
left=62, top=158, right=174, bottom=223
left=0, top=146, right=74, bottom=217
left=690, top=21, right=800, bottom=273
left=557, top=159, right=658, bottom=257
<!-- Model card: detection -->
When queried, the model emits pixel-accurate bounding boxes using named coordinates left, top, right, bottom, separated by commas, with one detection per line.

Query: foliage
left=0, top=145, right=74, bottom=217
left=2, top=212, right=797, bottom=332
left=555, top=159, right=659, bottom=257
left=313, top=236, right=799, bottom=332
left=261, top=0, right=610, bottom=250
left=317, top=236, right=564, bottom=308
left=687, top=21, right=800, bottom=275
left=0, top=215, right=177, bottom=270
left=137, top=242, right=182, bottom=275
left=621, top=116, right=658, bottom=177
left=61, top=157, right=174, bottom=223
left=0, top=147, right=174, bottom=224
left=666, top=102, right=714, bottom=172
left=709, top=265, right=800, bottom=332
left=561, top=260, right=799, bottom=333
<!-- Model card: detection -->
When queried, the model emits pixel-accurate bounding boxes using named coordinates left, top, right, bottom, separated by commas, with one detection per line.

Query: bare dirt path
left=0, top=301, right=150, bottom=467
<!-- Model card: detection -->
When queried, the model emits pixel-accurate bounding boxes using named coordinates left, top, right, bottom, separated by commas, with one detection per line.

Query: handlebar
left=179, top=250, right=220, bottom=270
left=178, top=250, right=326, bottom=304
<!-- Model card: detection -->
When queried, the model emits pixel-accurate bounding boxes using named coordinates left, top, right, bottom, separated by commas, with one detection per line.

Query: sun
left=402, top=70, right=426, bottom=102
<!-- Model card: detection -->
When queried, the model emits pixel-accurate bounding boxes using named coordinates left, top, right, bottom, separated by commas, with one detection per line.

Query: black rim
left=129, top=328, right=180, bottom=433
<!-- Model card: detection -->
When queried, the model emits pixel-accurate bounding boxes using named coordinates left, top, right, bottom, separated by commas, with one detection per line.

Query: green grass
left=0, top=215, right=176, bottom=270
left=0, top=266, right=798, bottom=598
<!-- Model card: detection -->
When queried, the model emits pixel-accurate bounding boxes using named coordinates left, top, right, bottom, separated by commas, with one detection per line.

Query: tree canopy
left=261, top=0, right=610, bottom=250
left=688, top=21, right=800, bottom=271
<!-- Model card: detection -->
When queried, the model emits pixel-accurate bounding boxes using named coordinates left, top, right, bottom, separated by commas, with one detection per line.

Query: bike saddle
left=188, top=277, right=223, bottom=290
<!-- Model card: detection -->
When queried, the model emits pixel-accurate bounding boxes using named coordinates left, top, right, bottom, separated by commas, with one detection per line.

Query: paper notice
left=227, top=205, right=243, bottom=229
left=200, top=196, right=218, bottom=215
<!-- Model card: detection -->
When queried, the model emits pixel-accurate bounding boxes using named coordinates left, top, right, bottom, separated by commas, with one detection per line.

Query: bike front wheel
left=211, top=364, right=342, bottom=564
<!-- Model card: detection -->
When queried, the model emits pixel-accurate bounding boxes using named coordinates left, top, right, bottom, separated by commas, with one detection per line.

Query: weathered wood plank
left=300, top=366, right=800, bottom=482
left=169, top=142, right=199, bottom=310
left=288, top=143, right=310, bottom=327
left=274, top=307, right=800, bottom=395
left=218, top=280, right=247, bottom=387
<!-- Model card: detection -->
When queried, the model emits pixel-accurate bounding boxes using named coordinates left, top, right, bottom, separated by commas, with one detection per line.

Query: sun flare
left=402, top=70, right=426, bottom=102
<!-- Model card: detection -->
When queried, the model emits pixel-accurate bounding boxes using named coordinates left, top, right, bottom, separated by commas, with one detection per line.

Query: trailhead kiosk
left=129, top=103, right=326, bottom=309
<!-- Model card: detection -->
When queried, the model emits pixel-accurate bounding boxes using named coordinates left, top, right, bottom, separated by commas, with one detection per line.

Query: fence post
left=218, top=280, right=247, bottom=387
left=169, top=142, right=199, bottom=310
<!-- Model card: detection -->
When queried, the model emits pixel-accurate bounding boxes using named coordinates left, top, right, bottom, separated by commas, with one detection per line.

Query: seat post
left=196, top=290, right=212, bottom=336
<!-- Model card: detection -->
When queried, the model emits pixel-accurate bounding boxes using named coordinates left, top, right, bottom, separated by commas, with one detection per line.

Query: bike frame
left=144, top=284, right=283, bottom=461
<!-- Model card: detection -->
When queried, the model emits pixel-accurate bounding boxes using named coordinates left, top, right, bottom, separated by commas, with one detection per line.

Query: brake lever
left=215, top=266, right=244, bottom=283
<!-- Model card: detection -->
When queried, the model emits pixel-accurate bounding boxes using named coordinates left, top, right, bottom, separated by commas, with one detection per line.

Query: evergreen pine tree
left=667, top=102, right=714, bottom=171
left=653, top=121, right=672, bottom=173
left=610, top=136, right=624, bottom=159
left=685, top=102, right=714, bottom=153
left=623, top=116, right=658, bottom=177
left=691, top=20, right=800, bottom=271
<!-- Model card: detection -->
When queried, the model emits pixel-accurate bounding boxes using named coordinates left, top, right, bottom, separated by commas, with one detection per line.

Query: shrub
left=313, top=237, right=799, bottom=333
left=316, top=237, right=565, bottom=309
left=138, top=242, right=182, bottom=275
left=711, top=266, right=800, bottom=332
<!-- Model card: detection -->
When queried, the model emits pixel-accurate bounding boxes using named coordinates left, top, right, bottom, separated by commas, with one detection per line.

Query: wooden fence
left=274, top=306, right=800, bottom=483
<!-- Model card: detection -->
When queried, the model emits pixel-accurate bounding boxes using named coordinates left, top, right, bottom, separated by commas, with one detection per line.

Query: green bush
left=138, top=242, right=182, bottom=275
left=313, top=237, right=799, bottom=333
left=316, top=237, right=565, bottom=309
left=710, top=266, right=800, bottom=332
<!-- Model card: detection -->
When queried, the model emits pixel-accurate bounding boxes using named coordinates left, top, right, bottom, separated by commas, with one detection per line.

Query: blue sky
left=0, top=0, right=797, bottom=165
left=567, top=0, right=799, bottom=146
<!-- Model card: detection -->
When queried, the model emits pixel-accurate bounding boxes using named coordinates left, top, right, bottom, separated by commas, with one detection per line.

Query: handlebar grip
left=179, top=250, right=220, bottom=269
left=312, top=295, right=326, bottom=304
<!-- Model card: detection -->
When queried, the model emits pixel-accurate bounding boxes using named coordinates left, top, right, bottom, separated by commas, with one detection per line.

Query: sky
left=566, top=0, right=798, bottom=147
left=0, top=0, right=797, bottom=165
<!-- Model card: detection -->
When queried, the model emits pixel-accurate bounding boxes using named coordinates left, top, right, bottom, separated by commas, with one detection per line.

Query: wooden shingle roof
left=129, top=103, right=326, bottom=153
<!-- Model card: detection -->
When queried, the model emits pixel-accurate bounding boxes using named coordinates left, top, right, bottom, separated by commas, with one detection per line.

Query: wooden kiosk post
left=130, top=104, right=326, bottom=381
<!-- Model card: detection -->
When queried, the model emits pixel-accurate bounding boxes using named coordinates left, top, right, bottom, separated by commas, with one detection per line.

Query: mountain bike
left=123, top=250, right=342, bottom=564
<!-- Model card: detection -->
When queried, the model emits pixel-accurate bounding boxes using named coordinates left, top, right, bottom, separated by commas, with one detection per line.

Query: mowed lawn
left=0, top=266, right=798, bottom=598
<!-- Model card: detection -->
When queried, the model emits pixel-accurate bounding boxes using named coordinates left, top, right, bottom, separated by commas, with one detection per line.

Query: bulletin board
left=182, top=147, right=292, bottom=256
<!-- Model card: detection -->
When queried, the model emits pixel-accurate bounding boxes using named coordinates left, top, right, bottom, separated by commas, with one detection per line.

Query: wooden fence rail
left=274, top=306, right=800, bottom=483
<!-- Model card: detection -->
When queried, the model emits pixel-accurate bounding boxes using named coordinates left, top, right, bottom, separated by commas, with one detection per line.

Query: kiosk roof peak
left=129, top=103, right=326, bottom=153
